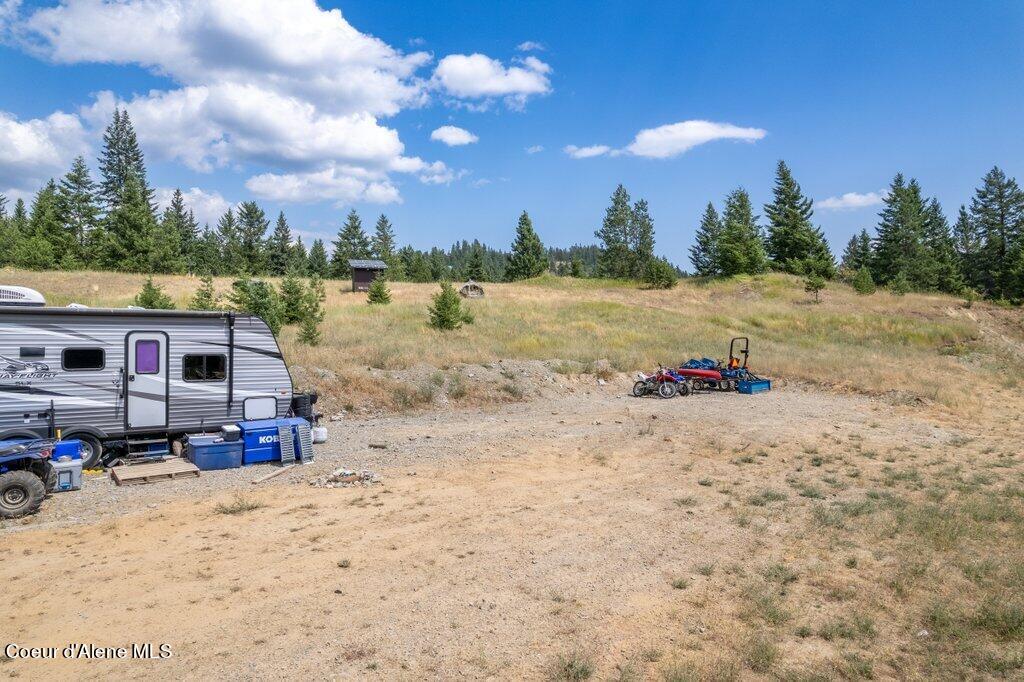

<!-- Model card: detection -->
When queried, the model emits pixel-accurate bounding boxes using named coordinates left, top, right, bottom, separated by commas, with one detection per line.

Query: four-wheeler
left=0, top=439, right=56, bottom=519
left=633, top=366, right=692, bottom=399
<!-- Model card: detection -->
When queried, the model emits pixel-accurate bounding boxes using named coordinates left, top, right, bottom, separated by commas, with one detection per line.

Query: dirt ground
left=0, top=379, right=1015, bottom=680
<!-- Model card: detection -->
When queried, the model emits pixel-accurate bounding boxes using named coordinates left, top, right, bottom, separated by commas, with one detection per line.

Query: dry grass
left=7, top=267, right=1018, bottom=414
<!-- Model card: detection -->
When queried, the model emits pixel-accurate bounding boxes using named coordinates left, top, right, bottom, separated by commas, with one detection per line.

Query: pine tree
left=236, top=201, right=269, bottom=274
left=921, top=198, right=962, bottom=293
left=371, top=214, right=398, bottom=268
left=465, top=246, right=486, bottom=281
left=193, top=227, right=222, bottom=275
left=428, top=281, right=473, bottom=330
left=159, top=190, right=196, bottom=272
left=188, top=275, right=218, bottom=310
left=150, top=207, right=185, bottom=273
left=717, top=188, right=767, bottom=277
left=570, top=257, right=584, bottom=278
left=407, top=252, right=433, bottom=282
left=889, top=271, right=910, bottom=296
left=11, top=198, right=28, bottom=234
left=969, top=166, right=1024, bottom=299
left=297, top=276, right=326, bottom=346
left=841, top=229, right=873, bottom=272
left=216, top=209, right=243, bottom=275
left=101, top=171, right=156, bottom=271
left=804, top=273, right=825, bottom=302
left=278, top=269, right=306, bottom=323
left=56, top=156, right=100, bottom=263
left=228, top=278, right=283, bottom=335
left=308, top=238, right=329, bottom=277
left=872, top=174, right=927, bottom=286
left=595, top=184, right=634, bottom=278
left=690, top=202, right=723, bottom=277
left=330, top=209, right=371, bottom=278
left=630, top=199, right=655, bottom=278
left=0, top=193, right=6, bottom=221
left=98, top=109, right=155, bottom=214
left=134, top=277, right=175, bottom=309
left=507, top=211, right=546, bottom=280
left=764, top=161, right=834, bottom=276
left=288, top=236, right=308, bottom=274
left=952, top=206, right=982, bottom=293
left=268, top=211, right=293, bottom=276
left=366, top=274, right=391, bottom=305
left=852, top=266, right=876, bottom=295
left=21, top=180, right=61, bottom=270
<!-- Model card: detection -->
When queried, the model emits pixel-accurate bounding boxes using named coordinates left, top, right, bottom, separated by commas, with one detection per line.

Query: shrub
left=228, top=278, right=283, bottom=334
left=279, top=270, right=306, bottom=323
left=642, top=257, right=678, bottom=289
left=852, top=266, right=876, bottom=295
left=188, top=275, right=217, bottom=310
left=298, top=275, right=326, bottom=346
left=428, top=280, right=473, bottom=330
left=134, top=277, right=175, bottom=309
left=890, top=272, right=911, bottom=296
left=367, top=275, right=391, bottom=305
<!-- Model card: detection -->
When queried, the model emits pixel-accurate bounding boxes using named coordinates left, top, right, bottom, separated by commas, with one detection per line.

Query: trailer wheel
left=0, top=470, right=46, bottom=519
left=658, top=382, right=678, bottom=399
left=632, top=381, right=648, bottom=398
left=74, top=434, right=103, bottom=469
left=692, top=379, right=705, bottom=392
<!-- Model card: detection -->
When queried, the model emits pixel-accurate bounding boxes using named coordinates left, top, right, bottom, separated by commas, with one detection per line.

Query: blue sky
left=1, top=1, right=1022, bottom=265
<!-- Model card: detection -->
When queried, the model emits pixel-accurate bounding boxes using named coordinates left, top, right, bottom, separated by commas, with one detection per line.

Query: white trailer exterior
left=0, top=307, right=293, bottom=466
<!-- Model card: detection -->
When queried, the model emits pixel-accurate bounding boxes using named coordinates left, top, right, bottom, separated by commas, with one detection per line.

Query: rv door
left=125, top=332, right=168, bottom=430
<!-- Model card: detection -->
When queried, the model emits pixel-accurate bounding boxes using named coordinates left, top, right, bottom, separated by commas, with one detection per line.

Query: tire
left=73, top=434, right=103, bottom=469
left=692, top=379, right=705, bottom=392
left=633, top=381, right=648, bottom=398
left=658, top=382, right=678, bottom=399
left=0, top=470, right=46, bottom=519
left=677, top=381, right=691, bottom=397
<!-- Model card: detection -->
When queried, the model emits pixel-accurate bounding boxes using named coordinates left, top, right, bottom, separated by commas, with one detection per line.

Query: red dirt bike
left=632, top=366, right=691, bottom=398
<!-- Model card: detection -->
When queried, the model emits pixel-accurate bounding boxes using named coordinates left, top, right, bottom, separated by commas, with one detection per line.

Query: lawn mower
left=633, top=366, right=692, bottom=398
left=0, top=438, right=56, bottom=519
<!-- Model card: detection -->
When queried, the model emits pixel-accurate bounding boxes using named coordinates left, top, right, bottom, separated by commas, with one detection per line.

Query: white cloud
left=525, top=145, right=544, bottom=154
left=9, top=0, right=521, bottom=205
left=516, top=41, right=544, bottom=52
left=563, top=144, right=611, bottom=159
left=430, top=125, right=479, bottom=146
left=432, top=53, right=551, bottom=108
left=471, top=178, right=492, bottom=188
left=564, top=120, right=766, bottom=161
left=0, top=109, right=89, bottom=192
left=818, top=190, right=886, bottom=211
left=156, top=186, right=233, bottom=226
left=624, top=120, right=766, bottom=159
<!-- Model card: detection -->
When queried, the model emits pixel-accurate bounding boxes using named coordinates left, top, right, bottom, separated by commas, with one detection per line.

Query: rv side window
left=20, top=346, right=45, bottom=358
left=182, top=354, right=227, bottom=382
left=62, top=348, right=105, bottom=371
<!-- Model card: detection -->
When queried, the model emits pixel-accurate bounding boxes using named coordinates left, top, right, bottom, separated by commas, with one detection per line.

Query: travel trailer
left=0, top=290, right=294, bottom=468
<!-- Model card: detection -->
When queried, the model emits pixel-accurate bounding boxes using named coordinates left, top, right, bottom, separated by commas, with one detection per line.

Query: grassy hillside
left=5, top=267, right=1021, bottom=413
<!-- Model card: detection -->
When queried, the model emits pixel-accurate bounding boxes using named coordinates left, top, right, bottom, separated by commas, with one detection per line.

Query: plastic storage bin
left=51, top=457, right=82, bottom=491
left=237, top=418, right=310, bottom=465
left=186, top=435, right=243, bottom=471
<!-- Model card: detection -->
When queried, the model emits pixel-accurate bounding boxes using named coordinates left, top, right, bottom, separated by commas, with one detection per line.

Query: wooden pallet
left=110, top=458, right=200, bottom=486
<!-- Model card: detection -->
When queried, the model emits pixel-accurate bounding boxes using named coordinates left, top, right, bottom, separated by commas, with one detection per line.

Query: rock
left=916, top=629, right=930, bottom=638
left=368, top=442, right=388, bottom=449
left=597, top=379, right=607, bottom=386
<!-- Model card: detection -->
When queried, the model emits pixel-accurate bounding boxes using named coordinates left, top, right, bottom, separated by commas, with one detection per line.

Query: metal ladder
left=277, top=425, right=295, bottom=464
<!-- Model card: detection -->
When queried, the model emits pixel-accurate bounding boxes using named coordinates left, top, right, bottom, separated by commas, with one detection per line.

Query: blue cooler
left=53, top=439, right=83, bottom=460
left=238, top=418, right=310, bottom=465
left=186, top=435, right=243, bottom=471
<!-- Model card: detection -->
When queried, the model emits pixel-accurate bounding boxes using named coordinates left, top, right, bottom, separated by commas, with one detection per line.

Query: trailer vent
left=0, top=286, right=46, bottom=307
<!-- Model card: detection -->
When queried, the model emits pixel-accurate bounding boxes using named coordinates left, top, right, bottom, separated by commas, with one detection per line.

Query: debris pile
left=309, top=468, right=380, bottom=488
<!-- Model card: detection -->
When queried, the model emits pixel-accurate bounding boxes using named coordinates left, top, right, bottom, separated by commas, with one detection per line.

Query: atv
left=0, top=439, right=56, bottom=519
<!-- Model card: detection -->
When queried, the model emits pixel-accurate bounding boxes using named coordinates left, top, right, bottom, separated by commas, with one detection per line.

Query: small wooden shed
left=348, top=259, right=387, bottom=292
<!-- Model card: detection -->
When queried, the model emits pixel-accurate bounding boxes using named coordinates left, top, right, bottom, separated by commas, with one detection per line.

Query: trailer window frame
left=182, top=354, right=227, bottom=382
left=61, top=347, right=105, bottom=371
